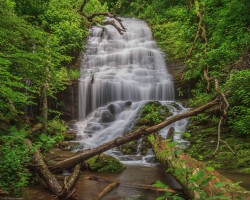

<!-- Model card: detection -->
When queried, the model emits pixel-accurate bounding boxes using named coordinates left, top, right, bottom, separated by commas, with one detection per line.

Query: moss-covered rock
left=121, top=101, right=173, bottom=155
left=86, top=154, right=126, bottom=173
left=120, top=141, right=137, bottom=155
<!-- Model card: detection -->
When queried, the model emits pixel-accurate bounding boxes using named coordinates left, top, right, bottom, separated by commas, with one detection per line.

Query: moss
left=120, top=141, right=137, bottom=155
left=135, top=118, right=154, bottom=126
left=86, top=154, right=126, bottom=173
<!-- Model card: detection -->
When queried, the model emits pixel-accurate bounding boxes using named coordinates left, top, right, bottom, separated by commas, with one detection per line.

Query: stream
left=23, top=18, right=250, bottom=199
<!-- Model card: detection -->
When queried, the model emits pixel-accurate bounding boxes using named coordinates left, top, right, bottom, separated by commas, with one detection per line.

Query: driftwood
left=49, top=98, right=219, bottom=172
left=149, top=133, right=250, bottom=199
left=95, top=180, right=119, bottom=200
left=87, top=175, right=177, bottom=193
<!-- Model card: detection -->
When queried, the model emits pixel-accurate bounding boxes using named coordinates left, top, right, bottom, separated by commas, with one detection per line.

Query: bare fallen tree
left=26, top=139, right=80, bottom=200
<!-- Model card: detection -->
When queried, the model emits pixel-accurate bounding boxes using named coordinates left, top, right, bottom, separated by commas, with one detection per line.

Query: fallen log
left=25, top=139, right=62, bottom=195
left=87, top=175, right=177, bottom=193
left=49, top=98, right=219, bottom=173
left=25, top=139, right=81, bottom=199
left=95, top=180, right=119, bottom=200
left=149, top=133, right=250, bottom=199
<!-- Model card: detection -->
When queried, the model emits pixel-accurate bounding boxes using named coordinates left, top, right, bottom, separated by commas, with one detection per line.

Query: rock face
left=167, top=62, right=193, bottom=101
left=56, top=82, right=78, bottom=121
left=100, top=110, right=114, bottom=123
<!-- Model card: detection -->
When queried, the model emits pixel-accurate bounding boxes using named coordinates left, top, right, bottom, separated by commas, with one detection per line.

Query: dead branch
left=78, top=1, right=126, bottom=35
left=95, top=181, right=119, bottom=200
left=49, top=98, right=219, bottom=173
left=86, top=175, right=177, bottom=193
left=58, top=164, right=81, bottom=200
left=103, top=20, right=126, bottom=35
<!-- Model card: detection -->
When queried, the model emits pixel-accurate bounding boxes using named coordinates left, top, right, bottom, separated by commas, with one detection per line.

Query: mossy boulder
left=86, top=154, right=126, bottom=173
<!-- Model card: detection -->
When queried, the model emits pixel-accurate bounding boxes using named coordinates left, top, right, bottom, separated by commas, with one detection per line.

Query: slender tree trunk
left=42, top=82, right=49, bottom=133
left=149, top=134, right=250, bottom=199
left=49, top=98, right=219, bottom=172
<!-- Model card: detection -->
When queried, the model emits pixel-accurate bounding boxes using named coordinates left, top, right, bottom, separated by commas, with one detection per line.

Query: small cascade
left=75, top=18, right=188, bottom=165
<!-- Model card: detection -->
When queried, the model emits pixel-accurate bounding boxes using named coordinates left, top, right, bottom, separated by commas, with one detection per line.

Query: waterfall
left=75, top=18, right=188, bottom=165
left=78, top=18, right=175, bottom=120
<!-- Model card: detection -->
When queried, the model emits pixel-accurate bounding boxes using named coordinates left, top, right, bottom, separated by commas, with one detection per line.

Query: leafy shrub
left=225, top=70, right=250, bottom=135
left=0, top=127, right=31, bottom=194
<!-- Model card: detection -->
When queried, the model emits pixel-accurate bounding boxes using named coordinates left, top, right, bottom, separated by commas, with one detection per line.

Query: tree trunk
left=42, top=82, right=49, bottom=132
left=49, top=98, right=219, bottom=172
left=149, top=134, right=250, bottom=199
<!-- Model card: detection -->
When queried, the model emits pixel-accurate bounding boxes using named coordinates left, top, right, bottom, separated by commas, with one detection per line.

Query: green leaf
left=153, top=180, right=167, bottom=189
left=214, top=182, right=226, bottom=188
left=205, top=166, right=214, bottom=172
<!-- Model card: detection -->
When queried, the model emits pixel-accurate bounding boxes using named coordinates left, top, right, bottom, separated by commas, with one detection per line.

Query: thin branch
left=211, top=116, right=223, bottom=155
left=103, top=20, right=126, bottom=35
left=79, top=0, right=88, bottom=12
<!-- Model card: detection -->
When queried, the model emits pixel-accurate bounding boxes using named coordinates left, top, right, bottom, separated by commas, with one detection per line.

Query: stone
left=100, top=110, right=114, bottom=123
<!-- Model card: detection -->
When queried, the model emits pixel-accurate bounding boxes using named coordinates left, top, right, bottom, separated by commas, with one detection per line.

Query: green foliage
left=0, top=127, right=31, bottom=194
left=141, top=102, right=172, bottom=125
left=153, top=180, right=185, bottom=200
left=225, top=70, right=250, bottom=135
left=30, top=118, right=65, bottom=151
left=86, top=154, right=126, bottom=173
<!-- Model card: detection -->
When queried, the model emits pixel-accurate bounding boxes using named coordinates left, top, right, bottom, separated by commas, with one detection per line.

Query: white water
left=75, top=18, right=188, bottom=165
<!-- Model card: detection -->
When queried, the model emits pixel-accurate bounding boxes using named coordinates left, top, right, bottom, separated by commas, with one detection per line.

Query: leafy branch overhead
left=79, top=0, right=126, bottom=34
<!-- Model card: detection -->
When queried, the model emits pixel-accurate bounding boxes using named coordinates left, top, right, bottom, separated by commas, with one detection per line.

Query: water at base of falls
left=75, top=18, right=189, bottom=165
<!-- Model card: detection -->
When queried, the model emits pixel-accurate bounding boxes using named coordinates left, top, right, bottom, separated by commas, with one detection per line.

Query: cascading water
left=75, top=18, right=188, bottom=165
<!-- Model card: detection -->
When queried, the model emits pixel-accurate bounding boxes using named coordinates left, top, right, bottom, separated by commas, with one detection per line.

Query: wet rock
left=125, top=101, right=132, bottom=107
left=64, top=129, right=77, bottom=140
left=57, top=141, right=70, bottom=149
left=100, top=110, right=114, bottom=123
left=166, top=127, right=175, bottom=140
left=107, top=103, right=118, bottom=114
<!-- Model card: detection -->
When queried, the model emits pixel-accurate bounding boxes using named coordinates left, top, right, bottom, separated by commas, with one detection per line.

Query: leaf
left=153, top=180, right=167, bottom=189
left=205, top=166, right=214, bottom=172
left=39, top=133, right=48, bottom=142
left=214, top=182, right=226, bottom=188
